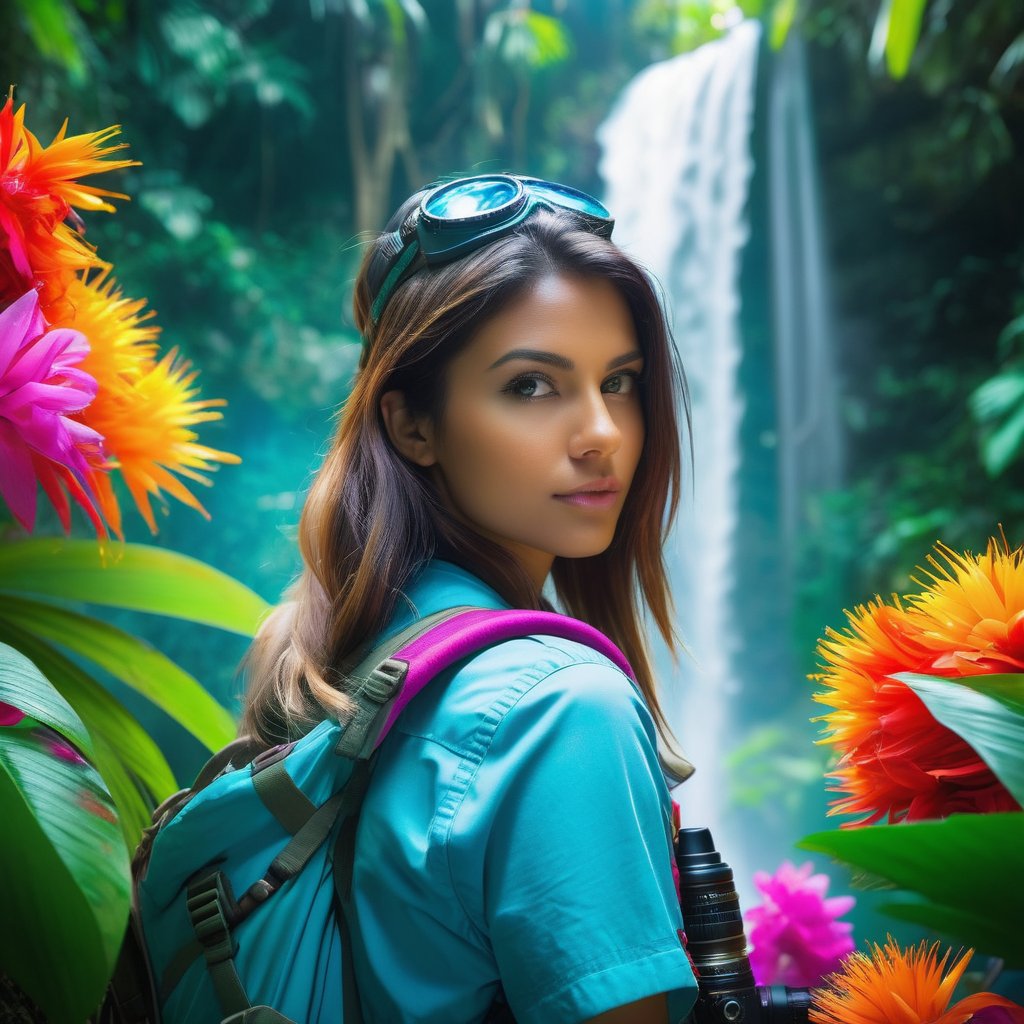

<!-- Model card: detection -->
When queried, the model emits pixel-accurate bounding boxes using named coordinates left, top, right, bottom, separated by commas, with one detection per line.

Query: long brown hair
left=240, top=196, right=693, bottom=778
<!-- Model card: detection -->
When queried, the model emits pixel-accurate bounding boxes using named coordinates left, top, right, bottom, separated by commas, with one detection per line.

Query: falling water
left=599, top=20, right=843, bottom=900
left=597, top=21, right=762, bottom=875
left=768, top=36, right=843, bottom=556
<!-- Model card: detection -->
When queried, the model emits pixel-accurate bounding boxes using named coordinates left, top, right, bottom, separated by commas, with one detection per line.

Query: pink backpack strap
left=335, top=608, right=634, bottom=760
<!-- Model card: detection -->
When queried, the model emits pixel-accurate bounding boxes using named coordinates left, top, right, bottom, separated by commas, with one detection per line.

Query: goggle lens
left=423, top=177, right=521, bottom=221
left=518, top=177, right=611, bottom=220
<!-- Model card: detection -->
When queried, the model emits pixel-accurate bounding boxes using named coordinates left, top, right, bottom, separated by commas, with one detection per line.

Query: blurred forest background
left=4, top=0, right=1023, bottom=913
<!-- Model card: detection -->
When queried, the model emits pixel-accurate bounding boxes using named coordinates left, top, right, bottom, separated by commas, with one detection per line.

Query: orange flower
left=810, top=938, right=1024, bottom=1024
left=77, top=346, right=240, bottom=535
left=0, top=95, right=136, bottom=317
left=56, top=269, right=160, bottom=388
left=813, top=538, right=1023, bottom=825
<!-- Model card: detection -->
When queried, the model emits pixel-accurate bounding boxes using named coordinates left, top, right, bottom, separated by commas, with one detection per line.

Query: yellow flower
left=56, top=269, right=160, bottom=388
left=906, top=540, right=1024, bottom=676
left=78, top=347, right=240, bottom=535
left=811, top=938, right=1023, bottom=1024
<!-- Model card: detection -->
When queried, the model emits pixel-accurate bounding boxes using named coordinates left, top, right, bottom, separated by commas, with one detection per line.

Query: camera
left=676, top=827, right=812, bottom=1023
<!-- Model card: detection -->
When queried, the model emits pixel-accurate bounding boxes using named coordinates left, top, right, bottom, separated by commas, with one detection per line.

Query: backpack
left=98, top=606, right=636, bottom=1024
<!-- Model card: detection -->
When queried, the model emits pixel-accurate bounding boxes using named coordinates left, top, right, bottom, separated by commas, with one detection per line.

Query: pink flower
left=0, top=701, right=26, bottom=726
left=745, top=860, right=855, bottom=987
left=0, top=288, right=106, bottom=532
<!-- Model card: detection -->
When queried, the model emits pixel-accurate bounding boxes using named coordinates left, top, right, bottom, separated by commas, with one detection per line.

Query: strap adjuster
left=335, top=658, right=409, bottom=759
left=186, top=873, right=238, bottom=965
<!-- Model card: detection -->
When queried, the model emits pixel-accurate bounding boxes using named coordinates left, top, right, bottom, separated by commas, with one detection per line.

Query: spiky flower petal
left=0, top=96, right=136, bottom=317
left=0, top=289, right=105, bottom=532
left=77, top=347, right=240, bottom=534
left=810, top=938, right=1024, bottom=1024
left=813, top=539, right=1023, bottom=825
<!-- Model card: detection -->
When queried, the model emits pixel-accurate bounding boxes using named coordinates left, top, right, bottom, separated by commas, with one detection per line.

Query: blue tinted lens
left=424, top=178, right=520, bottom=220
left=521, top=178, right=610, bottom=219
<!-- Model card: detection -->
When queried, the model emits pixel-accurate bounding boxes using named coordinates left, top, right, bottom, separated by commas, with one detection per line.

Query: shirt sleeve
left=445, top=654, right=698, bottom=1024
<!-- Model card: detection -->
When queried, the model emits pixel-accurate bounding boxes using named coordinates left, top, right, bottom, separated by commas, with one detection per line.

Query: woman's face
left=426, top=272, right=645, bottom=588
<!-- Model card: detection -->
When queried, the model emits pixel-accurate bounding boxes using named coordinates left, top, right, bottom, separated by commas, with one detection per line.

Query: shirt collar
left=385, top=559, right=511, bottom=638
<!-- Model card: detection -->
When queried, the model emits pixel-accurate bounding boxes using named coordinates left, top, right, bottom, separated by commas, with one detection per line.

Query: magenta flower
left=0, top=700, right=26, bottom=726
left=745, top=860, right=855, bottom=987
left=0, top=288, right=105, bottom=531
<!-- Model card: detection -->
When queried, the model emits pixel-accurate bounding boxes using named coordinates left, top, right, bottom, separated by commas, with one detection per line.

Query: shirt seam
left=434, top=654, right=638, bottom=930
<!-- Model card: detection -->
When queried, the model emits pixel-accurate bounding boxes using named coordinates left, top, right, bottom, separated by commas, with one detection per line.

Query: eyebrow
left=487, top=348, right=644, bottom=372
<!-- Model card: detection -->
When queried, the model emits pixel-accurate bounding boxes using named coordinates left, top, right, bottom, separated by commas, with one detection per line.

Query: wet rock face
left=0, top=975, right=47, bottom=1024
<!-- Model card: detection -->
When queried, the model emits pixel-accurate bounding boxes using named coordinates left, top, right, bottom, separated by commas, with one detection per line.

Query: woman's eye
left=603, top=371, right=640, bottom=395
left=503, top=374, right=556, bottom=399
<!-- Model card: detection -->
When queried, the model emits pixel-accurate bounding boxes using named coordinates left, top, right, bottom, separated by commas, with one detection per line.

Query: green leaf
left=13, top=0, right=87, bottom=82
left=0, top=595, right=236, bottom=752
left=0, top=539, right=271, bottom=635
left=0, top=643, right=130, bottom=1021
left=799, top=812, right=1024, bottom=964
left=884, top=0, right=928, bottom=78
left=981, top=400, right=1024, bottom=477
left=524, top=12, right=572, bottom=68
left=880, top=899, right=1022, bottom=965
left=1, top=621, right=178, bottom=843
left=769, top=0, right=798, bottom=51
left=894, top=672, right=1024, bottom=805
left=0, top=625, right=94, bottom=758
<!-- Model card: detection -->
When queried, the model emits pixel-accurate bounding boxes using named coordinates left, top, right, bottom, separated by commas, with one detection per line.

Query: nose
left=569, top=389, right=622, bottom=460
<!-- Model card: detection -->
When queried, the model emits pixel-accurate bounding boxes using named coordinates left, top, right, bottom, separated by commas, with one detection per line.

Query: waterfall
left=597, top=21, right=761, bottom=879
left=768, top=36, right=843, bottom=558
left=598, top=21, right=843, bottom=901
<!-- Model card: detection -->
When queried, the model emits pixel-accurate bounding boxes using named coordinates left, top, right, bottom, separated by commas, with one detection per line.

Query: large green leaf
left=0, top=623, right=95, bottom=760
left=871, top=0, right=928, bottom=79
left=0, top=643, right=130, bottom=1022
left=2, top=621, right=177, bottom=844
left=894, top=672, right=1024, bottom=805
left=880, top=900, right=1022, bottom=966
left=769, top=0, right=798, bottom=51
left=799, top=813, right=1024, bottom=964
left=0, top=595, right=236, bottom=751
left=13, top=0, right=87, bottom=82
left=0, top=539, right=271, bottom=635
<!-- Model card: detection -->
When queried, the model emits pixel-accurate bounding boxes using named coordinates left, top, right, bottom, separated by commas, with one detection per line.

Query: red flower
left=813, top=539, right=1023, bottom=825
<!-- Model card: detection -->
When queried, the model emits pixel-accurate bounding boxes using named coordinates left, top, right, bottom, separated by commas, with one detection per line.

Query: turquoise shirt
left=351, top=560, right=698, bottom=1023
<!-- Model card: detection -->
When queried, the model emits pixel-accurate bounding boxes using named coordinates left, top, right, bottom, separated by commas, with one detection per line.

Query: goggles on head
left=366, top=174, right=615, bottom=326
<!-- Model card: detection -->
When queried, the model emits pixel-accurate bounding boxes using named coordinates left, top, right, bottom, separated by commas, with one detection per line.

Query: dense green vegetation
left=3, top=0, right=1022, bottom=801
left=2, top=0, right=1024, bottom=1015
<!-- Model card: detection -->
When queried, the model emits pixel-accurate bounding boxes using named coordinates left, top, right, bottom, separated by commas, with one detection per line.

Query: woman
left=241, top=175, right=698, bottom=1023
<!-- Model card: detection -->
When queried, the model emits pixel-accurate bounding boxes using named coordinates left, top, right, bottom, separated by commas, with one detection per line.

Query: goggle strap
left=370, top=239, right=421, bottom=325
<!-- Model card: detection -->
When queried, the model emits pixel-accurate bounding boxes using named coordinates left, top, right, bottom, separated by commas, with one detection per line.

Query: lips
left=553, top=478, right=621, bottom=509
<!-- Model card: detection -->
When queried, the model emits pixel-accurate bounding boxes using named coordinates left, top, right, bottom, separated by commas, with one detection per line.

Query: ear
left=379, top=390, right=438, bottom=467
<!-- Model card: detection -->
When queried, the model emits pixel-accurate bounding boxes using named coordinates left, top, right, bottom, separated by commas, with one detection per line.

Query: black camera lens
left=676, top=827, right=756, bottom=993
left=676, top=827, right=811, bottom=1024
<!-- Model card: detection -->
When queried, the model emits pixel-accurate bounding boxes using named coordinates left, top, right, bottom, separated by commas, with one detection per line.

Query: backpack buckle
left=335, top=658, right=409, bottom=759
left=186, top=872, right=238, bottom=965
left=251, top=742, right=295, bottom=775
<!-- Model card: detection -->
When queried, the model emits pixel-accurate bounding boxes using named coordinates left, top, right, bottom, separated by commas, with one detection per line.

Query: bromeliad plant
left=0, top=94, right=269, bottom=1020
left=0, top=93, right=239, bottom=536
left=794, top=536, right=1024, bottom=1017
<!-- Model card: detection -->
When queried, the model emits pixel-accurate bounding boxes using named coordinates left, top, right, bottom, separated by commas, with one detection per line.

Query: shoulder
left=414, top=630, right=652, bottom=738
left=484, top=634, right=653, bottom=733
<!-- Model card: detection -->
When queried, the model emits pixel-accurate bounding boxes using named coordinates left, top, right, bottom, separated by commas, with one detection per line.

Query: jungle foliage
left=6, top=0, right=1020, bottom=597
left=2, top=0, right=1024, bottom=1016
left=4, top=0, right=1022, bottom=792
